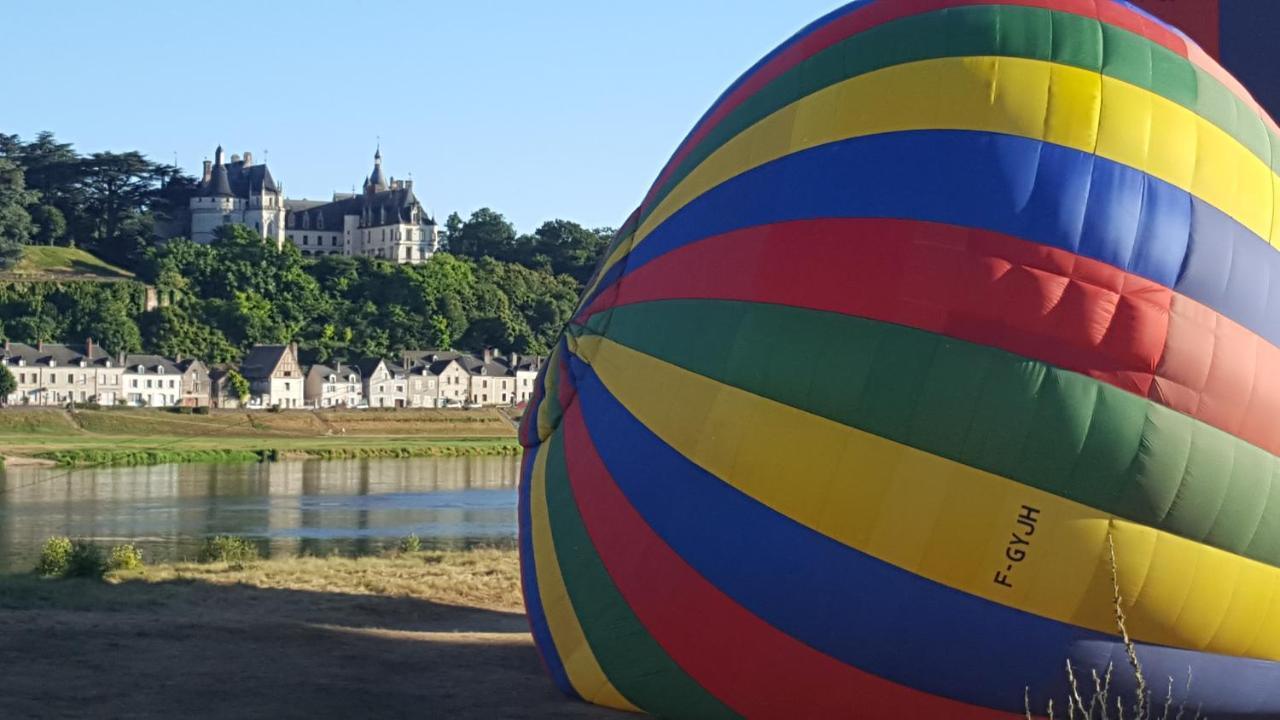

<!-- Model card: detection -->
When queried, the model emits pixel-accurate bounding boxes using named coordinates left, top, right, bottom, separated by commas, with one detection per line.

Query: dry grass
left=0, top=548, right=625, bottom=719
left=1027, top=531, right=1203, bottom=720
left=114, top=548, right=523, bottom=612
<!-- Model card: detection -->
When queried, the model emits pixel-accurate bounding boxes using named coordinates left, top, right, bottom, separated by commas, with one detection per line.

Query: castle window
left=303, top=236, right=309, bottom=245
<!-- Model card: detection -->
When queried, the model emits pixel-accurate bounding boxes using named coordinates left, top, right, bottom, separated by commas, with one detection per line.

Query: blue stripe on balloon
left=517, top=444, right=578, bottom=699
left=563, top=351, right=1280, bottom=716
left=591, top=130, right=1280, bottom=349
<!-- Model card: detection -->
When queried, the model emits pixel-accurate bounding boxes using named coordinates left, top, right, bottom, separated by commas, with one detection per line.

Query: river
left=0, top=456, right=521, bottom=572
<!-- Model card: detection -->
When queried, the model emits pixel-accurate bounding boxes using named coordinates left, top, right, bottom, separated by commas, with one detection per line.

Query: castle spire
left=368, top=145, right=387, bottom=192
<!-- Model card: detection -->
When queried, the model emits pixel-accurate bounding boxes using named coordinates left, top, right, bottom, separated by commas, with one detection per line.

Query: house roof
left=1, top=342, right=113, bottom=367
left=123, top=354, right=181, bottom=374
left=200, top=159, right=278, bottom=198
left=307, top=363, right=361, bottom=382
left=240, top=345, right=290, bottom=380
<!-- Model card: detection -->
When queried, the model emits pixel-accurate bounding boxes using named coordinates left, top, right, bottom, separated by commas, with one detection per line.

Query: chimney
left=405, top=179, right=413, bottom=190
left=289, top=341, right=298, bottom=361
left=3, top=339, right=9, bottom=353
left=85, top=337, right=94, bottom=359
left=230, top=153, right=241, bottom=164
left=509, top=352, right=519, bottom=369
left=202, top=160, right=212, bottom=183
left=243, top=151, right=253, bottom=167
left=37, top=340, right=43, bottom=352
left=483, top=348, right=494, bottom=364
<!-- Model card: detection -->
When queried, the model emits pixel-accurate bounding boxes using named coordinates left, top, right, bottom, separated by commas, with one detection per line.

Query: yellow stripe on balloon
left=528, top=441, right=640, bottom=712
left=534, top=348, right=563, bottom=445
left=571, top=332, right=1280, bottom=663
left=597, top=55, right=1280, bottom=278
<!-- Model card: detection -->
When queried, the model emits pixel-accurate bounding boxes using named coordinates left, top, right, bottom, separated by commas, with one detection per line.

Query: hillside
left=1, top=246, right=134, bottom=281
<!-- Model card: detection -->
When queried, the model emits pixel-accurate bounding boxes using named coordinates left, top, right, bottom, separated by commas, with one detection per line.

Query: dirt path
left=0, top=566, right=631, bottom=719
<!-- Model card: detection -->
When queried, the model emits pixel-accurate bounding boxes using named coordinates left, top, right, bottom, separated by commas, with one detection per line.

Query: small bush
left=107, top=544, right=144, bottom=571
left=65, top=541, right=107, bottom=578
left=198, top=535, right=259, bottom=564
left=267, top=405, right=283, bottom=414
left=193, top=406, right=211, bottom=415
left=398, top=534, right=423, bottom=553
left=36, top=536, right=73, bottom=577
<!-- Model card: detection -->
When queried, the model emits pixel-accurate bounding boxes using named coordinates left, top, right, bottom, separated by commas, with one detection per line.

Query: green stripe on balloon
left=641, top=3, right=1278, bottom=228
left=581, top=299, right=1280, bottom=569
left=543, top=418, right=741, bottom=718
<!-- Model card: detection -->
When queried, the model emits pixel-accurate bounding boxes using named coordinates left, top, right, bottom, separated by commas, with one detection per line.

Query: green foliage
left=0, top=364, right=15, bottom=404
left=227, top=370, right=250, bottom=403
left=0, top=281, right=146, bottom=354
left=107, top=544, right=144, bottom=571
left=1, top=131, right=185, bottom=267
left=197, top=535, right=260, bottom=564
left=398, top=534, right=423, bottom=553
left=36, top=536, right=73, bottom=576
left=36, top=537, right=107, bottom=579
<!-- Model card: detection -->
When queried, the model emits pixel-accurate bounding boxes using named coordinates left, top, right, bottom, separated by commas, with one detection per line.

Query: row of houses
left=1, top=341, right=544, bottom=410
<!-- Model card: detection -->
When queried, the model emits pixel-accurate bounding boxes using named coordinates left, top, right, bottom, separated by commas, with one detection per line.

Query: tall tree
left=0, top=157, right=37, bottom=267
left=447, top=208, right=518, bottom=261
left=0, top=364, right=15, bottom=405
left=75, top=151, right=168, bottom=265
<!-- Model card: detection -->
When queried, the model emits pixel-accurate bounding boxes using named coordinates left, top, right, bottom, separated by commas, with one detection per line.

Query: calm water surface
left=0, top=456, right=520, bottom=572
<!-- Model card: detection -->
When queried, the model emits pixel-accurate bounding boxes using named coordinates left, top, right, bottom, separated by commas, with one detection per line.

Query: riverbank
left=0, top=407, right=522, bottom=467
left=0, top=549, right=625, bottom=719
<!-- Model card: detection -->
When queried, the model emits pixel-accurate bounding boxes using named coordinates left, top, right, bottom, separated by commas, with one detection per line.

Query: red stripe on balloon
left=581, top=218, right=1280, bottom=457
left=643, top=0, right=1238, bottom=211
left=558, top=388, right=1021, bottom=719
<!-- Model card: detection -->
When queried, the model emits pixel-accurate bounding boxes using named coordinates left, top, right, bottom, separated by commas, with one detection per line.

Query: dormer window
left=49, top=360, right=57, bottom=368
left=79, top=359, right=87, bottom=367
left=136, top=365, right=145, bottom=373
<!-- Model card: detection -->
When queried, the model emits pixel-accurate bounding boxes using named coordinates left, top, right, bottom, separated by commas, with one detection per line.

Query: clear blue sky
left=0, top=0, right=842, bottom=233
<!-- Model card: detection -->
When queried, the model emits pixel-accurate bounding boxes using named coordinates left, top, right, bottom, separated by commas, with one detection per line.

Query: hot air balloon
left=518, top=0, right=1280, bottom=716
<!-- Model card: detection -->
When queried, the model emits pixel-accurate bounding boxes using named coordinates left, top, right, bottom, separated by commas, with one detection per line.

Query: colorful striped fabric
left=519, top=0, right=1280, bottom=716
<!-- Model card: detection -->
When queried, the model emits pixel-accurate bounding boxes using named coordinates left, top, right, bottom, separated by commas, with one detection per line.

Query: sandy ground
left=0, top=555, right=632, bottom=719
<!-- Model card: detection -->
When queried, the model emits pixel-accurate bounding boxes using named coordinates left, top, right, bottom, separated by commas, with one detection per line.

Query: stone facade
left=1, top=341, right=123, bottom=406
left=240, top=344, right=305, bottom=409
left=283, top=148, right=439, bottom=264
left=305, top=363, right=362, bottom=408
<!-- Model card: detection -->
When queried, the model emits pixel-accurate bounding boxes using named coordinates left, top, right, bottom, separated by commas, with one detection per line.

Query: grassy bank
left=34, top=440, right=522, bottom=468
left=0, top=407, right=522, bottom=467
left=0, top=549, right=622, bottom=719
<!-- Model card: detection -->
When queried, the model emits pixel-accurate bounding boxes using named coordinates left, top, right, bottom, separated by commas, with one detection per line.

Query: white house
left=240, top=344, right=305, bottom=409
left=122, top=355, right=182, bottom=407
left=1, top=340, right=123, bottom=406
left=356, top=358, right=406, bottom=408
left=305, top=363, right=362, bottom=408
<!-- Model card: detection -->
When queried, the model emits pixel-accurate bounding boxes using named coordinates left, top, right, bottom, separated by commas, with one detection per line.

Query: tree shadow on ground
left=0, top=574, right=629, bottom=719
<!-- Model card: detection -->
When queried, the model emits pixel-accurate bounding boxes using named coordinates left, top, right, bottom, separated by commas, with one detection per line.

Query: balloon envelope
left=519, top=0, right=1280, bottom=716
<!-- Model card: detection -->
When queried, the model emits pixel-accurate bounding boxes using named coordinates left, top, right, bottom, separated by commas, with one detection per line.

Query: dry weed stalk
left=1024, top=528, right=1204, bottom=720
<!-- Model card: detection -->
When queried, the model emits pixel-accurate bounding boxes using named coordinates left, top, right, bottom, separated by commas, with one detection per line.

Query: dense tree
left=0, top=158, right=38, bottom=259
left=446, top=207, right=518, bottom=261
left=0, top=364, right=14, bottom=405
left=0, top=132, right=182, bottom=267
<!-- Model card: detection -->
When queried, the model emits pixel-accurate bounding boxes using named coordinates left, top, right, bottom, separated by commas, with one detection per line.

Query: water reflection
left=0, top=456, right=521, bottom=572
